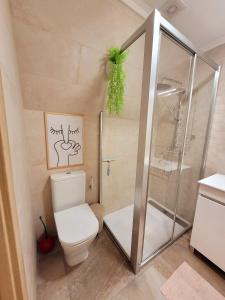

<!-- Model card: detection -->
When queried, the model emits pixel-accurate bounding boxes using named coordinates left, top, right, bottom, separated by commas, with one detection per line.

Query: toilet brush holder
left=37, top=216, right=56, bottom=254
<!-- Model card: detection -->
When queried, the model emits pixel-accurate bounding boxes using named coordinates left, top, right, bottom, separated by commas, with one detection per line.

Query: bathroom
left=0, top=0, right=225, bottom=299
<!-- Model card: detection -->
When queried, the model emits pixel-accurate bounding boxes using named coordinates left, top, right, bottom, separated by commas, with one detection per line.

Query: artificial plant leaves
left=107, top=47, right=128, bottom=115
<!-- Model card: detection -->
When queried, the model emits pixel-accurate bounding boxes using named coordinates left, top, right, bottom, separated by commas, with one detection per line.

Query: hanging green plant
left=106, top=47, right=128, bottom=115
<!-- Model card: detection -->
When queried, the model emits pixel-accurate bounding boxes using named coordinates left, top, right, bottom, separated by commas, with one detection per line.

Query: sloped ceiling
left=121, top=0, right=225, bottom=51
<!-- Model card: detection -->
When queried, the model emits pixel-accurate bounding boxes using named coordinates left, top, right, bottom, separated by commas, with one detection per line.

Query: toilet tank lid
left=51, top=170, right=85, bottom=182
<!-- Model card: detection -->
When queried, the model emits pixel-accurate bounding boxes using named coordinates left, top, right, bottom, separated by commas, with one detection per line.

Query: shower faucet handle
left=102, top=158, right=116, bottom=176
left=102, top=158, right=116, bottom=163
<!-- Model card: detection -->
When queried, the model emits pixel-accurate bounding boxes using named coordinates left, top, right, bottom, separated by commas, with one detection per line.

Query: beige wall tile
left=13, top=19, right=81, bottom=84
left=10, top=0, right=225, bottom=248
left=9, top=0, right=143, bottom=237
left=0, top=0, right=36, bottom=298
left=205, top=44, right=225, bottom=175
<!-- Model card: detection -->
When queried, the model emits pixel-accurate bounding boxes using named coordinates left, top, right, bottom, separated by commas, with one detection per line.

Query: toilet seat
left=54, top=203, right=99, bottom=247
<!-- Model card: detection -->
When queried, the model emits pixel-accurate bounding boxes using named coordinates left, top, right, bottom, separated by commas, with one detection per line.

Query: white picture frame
left=44, top=112, right=84, bottom=169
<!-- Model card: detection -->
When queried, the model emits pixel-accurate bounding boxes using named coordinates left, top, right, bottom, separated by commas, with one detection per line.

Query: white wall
left=0, top=0, right=36, bottom=298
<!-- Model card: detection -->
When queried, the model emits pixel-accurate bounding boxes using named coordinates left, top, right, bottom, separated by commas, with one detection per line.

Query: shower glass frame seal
left=100, top=9, right=221, bottom=274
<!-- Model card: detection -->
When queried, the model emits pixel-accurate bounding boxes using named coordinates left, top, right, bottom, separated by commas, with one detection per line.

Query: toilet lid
left=54, top=204, right=99, bottom=246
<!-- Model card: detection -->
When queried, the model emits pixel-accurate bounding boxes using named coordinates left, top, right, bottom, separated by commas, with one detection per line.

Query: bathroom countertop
left=198, top=173, right=225, bottom=193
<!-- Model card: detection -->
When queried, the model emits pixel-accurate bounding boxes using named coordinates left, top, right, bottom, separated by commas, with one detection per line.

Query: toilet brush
left=37, top=216, right=55, bottom=254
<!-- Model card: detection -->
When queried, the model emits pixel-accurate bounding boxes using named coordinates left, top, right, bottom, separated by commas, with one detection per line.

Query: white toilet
left=51, top=170, right=99, bottom=266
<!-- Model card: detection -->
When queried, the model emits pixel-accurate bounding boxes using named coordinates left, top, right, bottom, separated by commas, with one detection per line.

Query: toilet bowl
left=54, top=204, right=99, bottom=266
left=62, top=234, right=96, bottom=266
left=51, top=171, right=99, bottom=266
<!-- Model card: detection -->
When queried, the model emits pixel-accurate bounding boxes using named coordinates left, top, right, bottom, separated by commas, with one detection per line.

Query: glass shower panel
left=142, top=33, right=193, bottom=261
left=102, top=34, right=145, bottom=258
left=174, top=57, right=215, bottom=229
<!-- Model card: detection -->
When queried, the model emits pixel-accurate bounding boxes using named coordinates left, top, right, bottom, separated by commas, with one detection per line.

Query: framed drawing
left=44, top=112, right=84, bottom=169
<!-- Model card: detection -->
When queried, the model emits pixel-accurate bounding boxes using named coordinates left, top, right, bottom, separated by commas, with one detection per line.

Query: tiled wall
left=101, top=33, right=144, bottom=214
left=205, top=44, right=225, bottom=175
left=0, top=0, right=36, bottom=298
left=102, top=116, right=140, bottom=213
left=9, top=0, right=143, bottom=236
left=8, top=0, right=225, bottom=236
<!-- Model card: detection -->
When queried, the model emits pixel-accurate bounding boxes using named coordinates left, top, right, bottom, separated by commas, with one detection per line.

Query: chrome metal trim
left=170, top=54, right=197, bottom=240
left=130, top=10, right=162, bottom=274
left=99, top=8, right=221, bottom=275
left=121, top=10, right=219, bottom=71
left=141, top=225, right=192, bottom=267
left=149, top=199, right=191, bottom=228
left=200, top=67, right=221, bottom=178
left=121, top=22, right=146, bottom=52
left=99, top=111, right=103, bottom=204
left=200, top=193, right=225, bottom=207
left=159, top=15, right=219, bottom=71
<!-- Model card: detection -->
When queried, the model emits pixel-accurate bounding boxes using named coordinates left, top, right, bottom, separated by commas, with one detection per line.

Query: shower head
left=157, top=83, right=185, bottom=97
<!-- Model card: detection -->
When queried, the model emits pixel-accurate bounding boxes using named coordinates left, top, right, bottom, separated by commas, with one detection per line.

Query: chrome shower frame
left=100, top=9, right=220, bottom=274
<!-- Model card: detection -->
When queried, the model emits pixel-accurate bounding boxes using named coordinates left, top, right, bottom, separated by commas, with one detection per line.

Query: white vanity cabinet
left=190, top=174, right=225, bottom=272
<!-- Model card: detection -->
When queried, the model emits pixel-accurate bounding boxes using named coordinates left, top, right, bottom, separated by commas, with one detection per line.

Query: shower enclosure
left=100, top=10, right=220, bottom=273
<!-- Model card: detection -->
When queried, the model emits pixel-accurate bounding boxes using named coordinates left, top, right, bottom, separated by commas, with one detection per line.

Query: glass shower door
left=142, top=33, right=194, bottom=261
left=101, top=33, right=145, bottom=258
left=100, top=9, right=220, bottom=273
left=174, top=57, right=216, bottom=230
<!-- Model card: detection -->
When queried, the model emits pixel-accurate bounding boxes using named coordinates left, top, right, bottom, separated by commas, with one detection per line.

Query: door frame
left=0, top=71, right=28, bottom=299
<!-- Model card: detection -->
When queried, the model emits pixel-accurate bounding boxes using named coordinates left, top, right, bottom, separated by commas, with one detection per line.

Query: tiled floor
left=37, top=230, right=225, bottom=300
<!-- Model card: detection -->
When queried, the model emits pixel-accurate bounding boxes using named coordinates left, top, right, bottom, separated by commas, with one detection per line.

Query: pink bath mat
left=161, top=262, right=225, bottom=300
